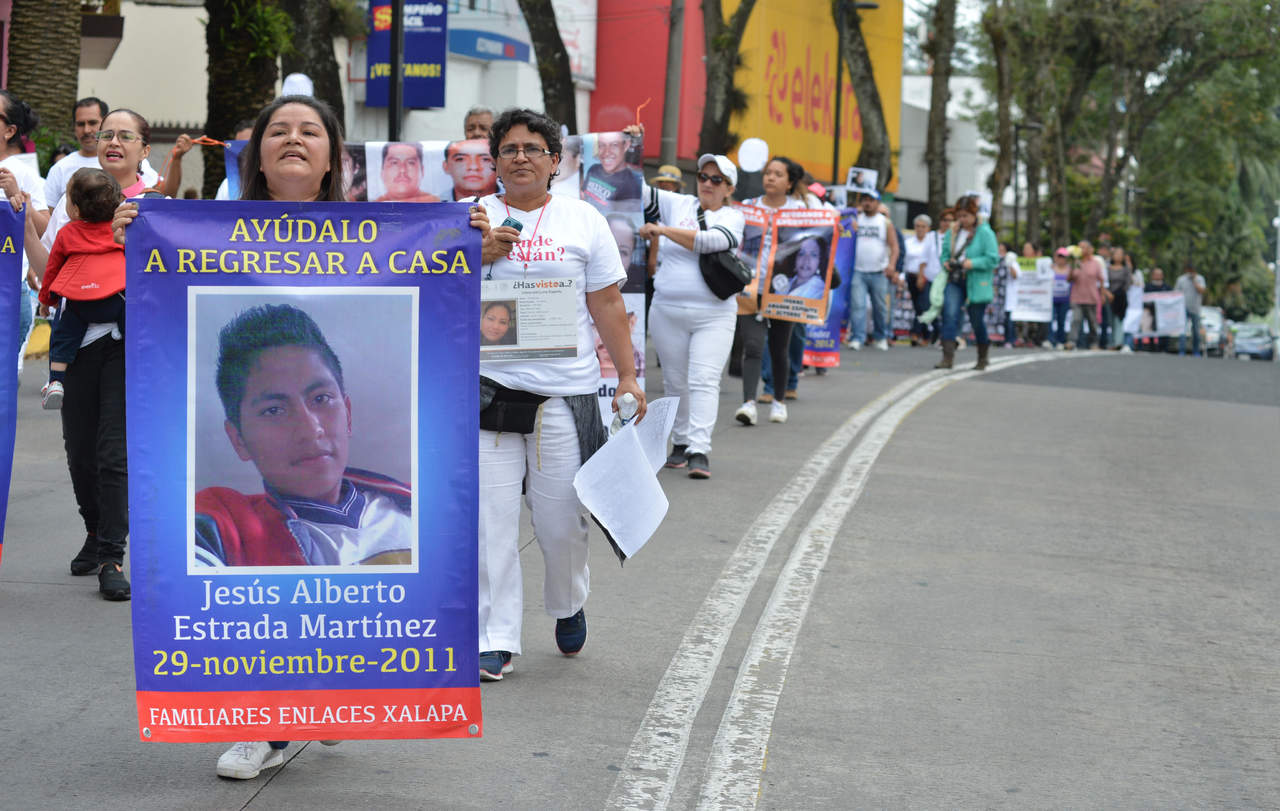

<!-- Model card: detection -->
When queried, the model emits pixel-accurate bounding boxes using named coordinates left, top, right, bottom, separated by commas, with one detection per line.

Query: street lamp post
left=1011, top=121, right=1042, bottom=248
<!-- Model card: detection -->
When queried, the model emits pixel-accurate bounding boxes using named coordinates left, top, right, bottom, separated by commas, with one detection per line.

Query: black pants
left=906, top=273, right=935, bottom=340
left=61, top=335, right=128, bottom=563
left=738, top=314, right=791, bottom=403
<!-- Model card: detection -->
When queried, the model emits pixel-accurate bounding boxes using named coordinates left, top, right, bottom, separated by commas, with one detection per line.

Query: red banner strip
left=137, top=687, right=482, bottom=742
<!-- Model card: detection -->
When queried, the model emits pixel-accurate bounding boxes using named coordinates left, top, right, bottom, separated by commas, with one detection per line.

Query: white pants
left=649, top=301, right=737, bottom=455
left=478, top=397, right=589, bottom=655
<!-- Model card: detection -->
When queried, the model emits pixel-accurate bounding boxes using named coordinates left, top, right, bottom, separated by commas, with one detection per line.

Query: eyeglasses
left=697, top=172, right=726, bottom=186
left=95, top=130, right=143, bottom=143
left=497, top=144, right=550, bottom=159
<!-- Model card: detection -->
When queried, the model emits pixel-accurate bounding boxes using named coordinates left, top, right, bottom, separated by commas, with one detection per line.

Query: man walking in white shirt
left=846, top=190, right=899, bottom=351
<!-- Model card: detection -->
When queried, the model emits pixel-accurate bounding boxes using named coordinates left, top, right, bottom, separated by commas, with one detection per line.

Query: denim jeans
left=1100, top=302, right=1114, bottom=348
left=848, top=271, right=889, bottom=342
left=1179, top=312, right=1202, bottom=355
left=1051, top=300, right=1070, bottom=346
left=940, top=286, right=991, bottom=345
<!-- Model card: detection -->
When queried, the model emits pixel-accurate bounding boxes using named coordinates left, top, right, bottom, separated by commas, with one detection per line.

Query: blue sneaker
left=555, top=609, right=587, bottom=655
left=479, top=650, right=513, bottom=681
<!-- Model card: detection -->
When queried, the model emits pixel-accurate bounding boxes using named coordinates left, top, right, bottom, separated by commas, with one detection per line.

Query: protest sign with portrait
left=125, top=200, right=481, bottom=743
left=759, top=208, right=841, bottom=325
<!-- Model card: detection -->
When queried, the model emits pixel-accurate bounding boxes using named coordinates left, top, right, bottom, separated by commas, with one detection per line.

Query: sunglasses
left=95, top=130, right=143, bottom=143
left=697, top=172, right=726, bottom=186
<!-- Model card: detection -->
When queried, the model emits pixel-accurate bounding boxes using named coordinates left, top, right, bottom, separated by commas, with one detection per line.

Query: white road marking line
left=606, top=352, right=1085, bottom=810
left=603, top=368, right=950, bottom=811
left=695, top=353, right=1071, bottom=809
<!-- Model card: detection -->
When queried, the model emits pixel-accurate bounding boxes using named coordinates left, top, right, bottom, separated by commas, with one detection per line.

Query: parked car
left=1230, top=323, right=1275, bottom=361
left=1201, top=306, right=1226, bottom=356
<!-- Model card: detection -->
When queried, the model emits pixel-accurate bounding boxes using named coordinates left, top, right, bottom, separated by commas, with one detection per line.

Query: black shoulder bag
left=697, top=207, right=754, bottom=299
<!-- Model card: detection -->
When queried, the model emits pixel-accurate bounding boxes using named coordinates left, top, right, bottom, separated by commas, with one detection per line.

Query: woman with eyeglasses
left=22, top=108, right=155, bottom=607
left=474, top=108, right=645, bottom=683
left=631, top=153, right=743, bottom=480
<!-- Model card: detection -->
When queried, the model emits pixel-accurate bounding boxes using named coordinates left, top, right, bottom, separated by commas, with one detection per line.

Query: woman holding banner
left=638, top=153, right=743, bottom=479
left=476, top=108, right=645, bottom=683
left=29, top=107, right=159, bottom=606
left=112, top=95, right=493, bottom=780
left=936, top=195, right=999, bottom=370
left=735, top=156, right=808, bottom=426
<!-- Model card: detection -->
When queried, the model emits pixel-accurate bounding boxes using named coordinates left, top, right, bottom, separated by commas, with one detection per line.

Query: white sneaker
left=734, top=400, right=758, bottom=426
left=873, top=339, right=889, bottom=351
left=846, top=339, right=862, bottom=351
left=769, top=401, right=788, bottom=423
left=1119, top=345, right=1133, bottom=353
left=216, top=741, right=284, bottom=780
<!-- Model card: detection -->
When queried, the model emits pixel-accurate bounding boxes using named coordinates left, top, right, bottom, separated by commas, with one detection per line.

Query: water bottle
left=609, top=393, right=639, bottom=436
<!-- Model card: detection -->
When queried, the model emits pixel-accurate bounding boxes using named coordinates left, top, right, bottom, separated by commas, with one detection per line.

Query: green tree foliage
left=969, top=0, right=1280, bottom=315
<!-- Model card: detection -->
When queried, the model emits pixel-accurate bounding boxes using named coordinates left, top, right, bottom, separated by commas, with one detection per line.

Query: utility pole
left=388, top=0, right=405, bottom=141
left=659, top=0, right=685, bottom=166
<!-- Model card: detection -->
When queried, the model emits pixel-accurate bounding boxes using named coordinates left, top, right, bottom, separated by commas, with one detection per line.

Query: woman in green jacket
left=937, top=195, right=999, bottom=369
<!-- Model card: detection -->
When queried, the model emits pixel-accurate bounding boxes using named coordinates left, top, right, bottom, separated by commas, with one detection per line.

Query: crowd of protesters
left=1, top=80, right=1226, bottom=783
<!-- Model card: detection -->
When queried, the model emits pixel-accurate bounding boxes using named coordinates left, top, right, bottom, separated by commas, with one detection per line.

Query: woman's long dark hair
left=768, top=156, right=806, bottom=197
left=0, top=90, right=38, bottom=151
left=239, top=95, right=345, bottom=202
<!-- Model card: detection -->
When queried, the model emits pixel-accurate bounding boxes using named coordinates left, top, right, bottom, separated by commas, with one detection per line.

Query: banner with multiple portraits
left=226, top=131, right=647, bottom=423
left=0, top=204, right=22, bottom=565
left=124, top=200, right=482, bottom=743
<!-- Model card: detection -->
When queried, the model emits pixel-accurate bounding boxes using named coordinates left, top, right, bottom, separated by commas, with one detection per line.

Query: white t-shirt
left=0, top=153, right=49, bottom=277
left=650, top=188, right=745, bottom=311
left=45, top=152, right=159, bottom=208
left=479, top=193, right=626, bottom=396
left=854, top=211, right=891, bottom=273
left=903, top=231, right=936, bottom=278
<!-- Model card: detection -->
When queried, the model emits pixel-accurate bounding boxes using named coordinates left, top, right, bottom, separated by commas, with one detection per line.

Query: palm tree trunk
left=8, top=0, right=81, bottom=147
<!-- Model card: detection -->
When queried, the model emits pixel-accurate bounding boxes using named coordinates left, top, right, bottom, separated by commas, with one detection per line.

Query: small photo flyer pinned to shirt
left=480, top=278, right=578, bottom=361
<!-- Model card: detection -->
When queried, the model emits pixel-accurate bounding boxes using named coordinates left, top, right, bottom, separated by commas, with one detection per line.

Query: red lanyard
left=502, top=195, right=550, bottom=271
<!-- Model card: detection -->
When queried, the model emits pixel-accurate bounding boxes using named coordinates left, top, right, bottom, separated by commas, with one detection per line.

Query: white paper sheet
left=574, top=427, right=668, bottom=559
left=630, top=396, right=679, bottom=473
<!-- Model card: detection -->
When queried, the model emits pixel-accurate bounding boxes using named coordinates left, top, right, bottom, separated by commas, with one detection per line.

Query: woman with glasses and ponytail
left=637, top=153, right=744, bottom=480
left=22, top=107, right=155, bottom=605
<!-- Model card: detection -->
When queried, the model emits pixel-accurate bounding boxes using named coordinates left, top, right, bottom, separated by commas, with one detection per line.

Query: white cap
left=697, top=153, right=738, bottom=186
left=282, top=73, right=314, bottom=97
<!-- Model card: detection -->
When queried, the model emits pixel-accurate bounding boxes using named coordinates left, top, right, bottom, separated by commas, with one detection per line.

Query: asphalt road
left=1, top=346, right=1277, bottom=810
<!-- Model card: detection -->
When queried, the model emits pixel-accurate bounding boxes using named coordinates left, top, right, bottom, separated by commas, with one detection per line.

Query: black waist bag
left=697, top=208, right=754, bottom=299
left=479, top=376, right=549, bottom=434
